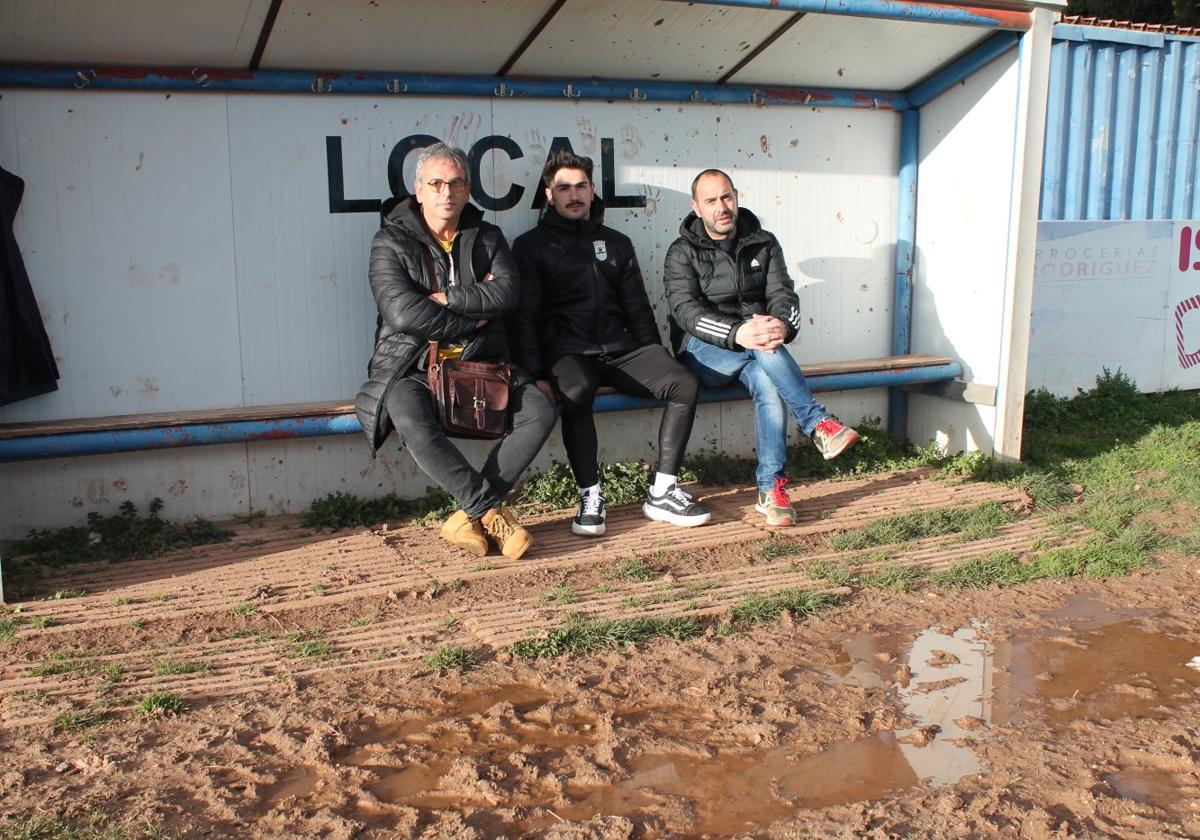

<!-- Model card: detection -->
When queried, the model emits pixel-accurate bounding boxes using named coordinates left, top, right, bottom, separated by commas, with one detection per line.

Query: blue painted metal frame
left=680, top=0, right=1030, bottom=30
left=889, top=109, right=920, bottom=437
left=0, top=363, right=961, bottom=462
left=0, top=65, right=910, bottom=110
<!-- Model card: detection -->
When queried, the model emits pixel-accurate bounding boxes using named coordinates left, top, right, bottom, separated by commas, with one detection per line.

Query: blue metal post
left=889, top=109, right=920, bottom=439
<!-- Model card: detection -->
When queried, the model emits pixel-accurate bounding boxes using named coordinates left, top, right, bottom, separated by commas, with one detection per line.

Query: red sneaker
left=812, top=417, right=861, bottom=460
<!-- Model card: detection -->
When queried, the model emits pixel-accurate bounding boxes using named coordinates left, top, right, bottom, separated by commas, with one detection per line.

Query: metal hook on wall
left=386, top=79, right=407, bottom=94
left=312, top=77, right=332, bottom=93
left=191, top=69, right=210, bottom=88
left=73, top=69, right=96, bottom=90
left=563, top=83, right=581, bottom=98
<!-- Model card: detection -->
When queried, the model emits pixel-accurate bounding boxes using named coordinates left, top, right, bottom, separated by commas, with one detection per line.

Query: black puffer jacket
left=663, top=207, right=801, bottom=353
left=511, top=197, right=660, bottom=379
left=355, top=197, right=519, bottom=454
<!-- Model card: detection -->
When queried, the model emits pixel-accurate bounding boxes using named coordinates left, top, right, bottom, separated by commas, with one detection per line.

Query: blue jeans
left=680, top=337, right=829, bottom=492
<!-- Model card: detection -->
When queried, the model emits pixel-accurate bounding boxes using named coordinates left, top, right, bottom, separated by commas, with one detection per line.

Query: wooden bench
left=0, top=354, right=963, bottom=462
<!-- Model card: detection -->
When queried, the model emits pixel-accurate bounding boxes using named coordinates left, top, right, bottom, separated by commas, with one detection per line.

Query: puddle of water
left=1106, top=764, right=1189, bottom=812
left=828, top=631, right=905, bottom=689
left=261, top=766, right=320, bottom=806
left=546, top=732, right=918, bottom=834
left=369, top=759, right=458, bottom=807
left=992, top=597, right=1200, bottom=727
left=454, top=682, right=552, bottom=717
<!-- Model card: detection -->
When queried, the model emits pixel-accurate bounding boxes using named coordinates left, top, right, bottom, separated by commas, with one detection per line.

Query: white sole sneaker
left=642, top=502, right=711, bottom=527
left=571, top=520, right=606, bottom=536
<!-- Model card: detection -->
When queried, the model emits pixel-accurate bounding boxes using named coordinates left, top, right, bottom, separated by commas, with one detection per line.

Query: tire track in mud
left=1, top=473, right=1039, bottom=724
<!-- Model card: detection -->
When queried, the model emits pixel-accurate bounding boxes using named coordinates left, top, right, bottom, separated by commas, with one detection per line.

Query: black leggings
left=550, top=344, right=699, bottom=488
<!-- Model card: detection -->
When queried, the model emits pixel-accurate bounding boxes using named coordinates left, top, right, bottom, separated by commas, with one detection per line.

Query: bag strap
left=424, top=247, right=442, bottom=369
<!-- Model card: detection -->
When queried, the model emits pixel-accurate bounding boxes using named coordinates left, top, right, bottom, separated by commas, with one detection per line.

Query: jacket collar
left=538, top=195, right=605, bottom=235
left=679, top=206, right=767, bottom=250
left=385, top=195, right=485, bottom=246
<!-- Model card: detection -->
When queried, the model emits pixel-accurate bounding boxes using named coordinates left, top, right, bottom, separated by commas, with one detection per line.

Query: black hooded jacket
left=663, top=207, right=802, bottom=353
left=511, top=197, right=661, bottom=380
left=355, top=197, right=519, bottom=454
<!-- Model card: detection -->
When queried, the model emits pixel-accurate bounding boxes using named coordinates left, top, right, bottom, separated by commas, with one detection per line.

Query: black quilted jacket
left=663, top=207, right=802, bottom=353
left=355, top=197, right=519, bottom=454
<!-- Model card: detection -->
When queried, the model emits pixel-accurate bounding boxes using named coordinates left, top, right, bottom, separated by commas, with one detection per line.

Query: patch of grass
left=805, top=559, right=858, bottom=587
left=729, top=589, right=843, bottom=625
left=0, top=609, right=18, bottom=642
left=311, top=583, right=328, bottom=597
left=232, top=602, right=257, bottom=617
left=12, top=499, right=232, bottom=568
left=425, top=645, right=480, bottom=675
left=151, top=659, right=210, bottom=677
left=30, top=616, right=58, bottom=630
left=508, top=615, right=701, bottom=660
left=542, top=585, right=578, bottom=605
left=829, top=502, right=1016, bottom=552
left=619, top=581, right=715, bottom=609
left=859, top=564, right=926, bottom=592
left=349, top=618, right=372, bottom=628
left=284, top=630, right=331, bottom=659
left=135, top=690, right=189, bottom=718
left=0, top=811, right=172, bottom=839
left=753, top=539, right=806, bottom=561
left=439, top=616, right=459, bottom=628
left=27, top=652, right=81, bottom=677
left=684, top=450, right=759, bottom=486
left=130, top=618, right=146, bottom=631
left=113, top=597, right=133, bottom=607
left=518, top=460, right=699, bottom=510
left=98, top=664, right=125, bottom=684
left=302, top=489, right=455, bottom=531
left=470, top=563, right=494, bottom=572
left=601, top=557, right=659, bottom=582
left=52, top=708, right=106, bottom=734
left=48, top=590, right=86, bottom=600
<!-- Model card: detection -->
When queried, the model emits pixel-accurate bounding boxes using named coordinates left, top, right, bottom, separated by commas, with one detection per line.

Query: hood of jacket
left=537, top=195, right=605, bottom=235
left=384, top=195, right=486, bottom=246
left=678, top=206, right=769, bottom=250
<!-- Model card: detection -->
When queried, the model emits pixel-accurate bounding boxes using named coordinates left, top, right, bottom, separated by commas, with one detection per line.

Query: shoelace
left=488, top=510, right=514, bottom=541
left=580, top=493, right=604, bottom=517
left=771, top=476, right=790, bottom=507
left=664, top=484, right=693, bottom=506
left=814, top=417, right=840, bottom=437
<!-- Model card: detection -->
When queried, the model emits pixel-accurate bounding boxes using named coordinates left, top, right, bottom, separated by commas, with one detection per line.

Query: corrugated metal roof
left=1041, top=30, right=1200, bottom=220
left=1060, top=14, right=1200, bottom=39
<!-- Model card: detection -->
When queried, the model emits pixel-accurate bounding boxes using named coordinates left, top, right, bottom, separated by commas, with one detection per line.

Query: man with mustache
left=355, top=143, right=556, bottom=559
left=512, top=151, right=709, bottom=536
left=664, top=169, right=860, bottom=528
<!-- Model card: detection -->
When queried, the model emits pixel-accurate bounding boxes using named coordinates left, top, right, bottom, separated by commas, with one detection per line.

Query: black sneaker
left=572, top=491, right=607, bottom=537
left=642, top=484, right=711, bottom=527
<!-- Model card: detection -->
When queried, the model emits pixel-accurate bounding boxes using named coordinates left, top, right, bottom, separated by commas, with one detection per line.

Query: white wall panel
left=0, top=91, right=243, bottom=423
left=909, top=53, right=1019, bottom=453
left=2, top=90, right=901, bottom=533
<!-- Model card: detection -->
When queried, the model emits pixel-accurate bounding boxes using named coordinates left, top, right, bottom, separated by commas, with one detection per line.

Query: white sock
left=650, top=472, right=676, bottom=495
left=580, top=483, right=601, bottom=497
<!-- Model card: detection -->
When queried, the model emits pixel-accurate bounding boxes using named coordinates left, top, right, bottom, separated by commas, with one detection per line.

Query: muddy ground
left=1, top=469, right=1198, bottom=838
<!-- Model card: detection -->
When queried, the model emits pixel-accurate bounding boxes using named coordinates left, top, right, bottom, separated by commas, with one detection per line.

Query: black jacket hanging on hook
left=1, top=165, right=59, bottom=407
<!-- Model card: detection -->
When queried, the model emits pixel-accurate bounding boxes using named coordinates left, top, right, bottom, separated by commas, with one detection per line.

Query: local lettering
left=326, top=134, right=646, bottom=215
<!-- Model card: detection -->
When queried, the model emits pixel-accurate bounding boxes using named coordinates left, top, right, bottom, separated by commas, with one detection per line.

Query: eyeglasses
left=422, top=178, right=468, bottom=195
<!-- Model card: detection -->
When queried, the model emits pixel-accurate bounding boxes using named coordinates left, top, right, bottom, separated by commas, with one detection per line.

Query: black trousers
left=550, top=344, right=699, bottom=488
left=384, top=371, right=556, bottom=519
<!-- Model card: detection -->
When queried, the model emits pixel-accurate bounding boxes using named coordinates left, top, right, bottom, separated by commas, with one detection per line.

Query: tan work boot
left=481, top=505, right=532, bottom=560
left=440, top=509, right=489, bottom=557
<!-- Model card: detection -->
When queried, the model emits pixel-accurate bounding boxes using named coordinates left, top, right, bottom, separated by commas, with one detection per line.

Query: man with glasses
left=665, top=169, right=860, bottom=528
left=356, top=143, right=555, bottom=559
left=512, top=151, right=709, bottom=536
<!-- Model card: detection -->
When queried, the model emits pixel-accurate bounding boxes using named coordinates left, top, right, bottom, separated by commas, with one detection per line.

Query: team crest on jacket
left=593, top=240, right=607, bottom=261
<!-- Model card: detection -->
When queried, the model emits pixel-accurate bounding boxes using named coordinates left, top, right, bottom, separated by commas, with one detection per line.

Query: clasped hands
left=734, top=313, right=787, bottom=351
left=428, top=272, right=492, bottom=329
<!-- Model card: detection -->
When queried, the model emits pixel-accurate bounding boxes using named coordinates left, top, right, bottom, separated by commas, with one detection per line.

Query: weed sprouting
left=27, top=652, right=81, bottom=677
left=425, top=645, right=480, bottom=675
left=151, top=659, right=210, bottom=677
left=0, top=811, right=172, bottom=839
left=311, top=583, right=328, bottom=597
left=542, top=585, right=578, bottom=605
left=805, top=560, right=858, bottom=587
left=508, top=615, right=701, bottom=660
left=859, top=564, right=925, bottom=592
left=0, top=609, right=17, bottom=642
left=232, top=602, right=257, bottom=617
left=302, top=490, right=455, bottom=531
left=284, top=630, right=331, bottom=659
left=730, top=589, right=843, bottom=625
left=30, top=616, right=58, bottom=629
left=52, top=708, right=106, bottom=734
left=601, top=557, right=659, bottom=582
left=130, top=618, right=146, bottom=631
left=13, top=499, right=231, bottom=567
left=136, top=690, right=189, bottom=718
